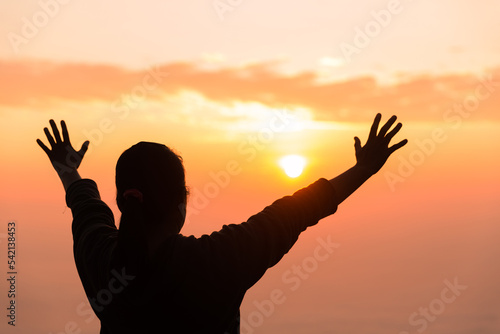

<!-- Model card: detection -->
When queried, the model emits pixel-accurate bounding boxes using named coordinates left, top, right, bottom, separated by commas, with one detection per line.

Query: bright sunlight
left=279, top=155, right=307, bottom=178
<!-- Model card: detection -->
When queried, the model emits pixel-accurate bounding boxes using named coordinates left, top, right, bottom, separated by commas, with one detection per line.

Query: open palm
left=354, top=113, right=408, bottom=175
left=37, top=120, right=90, bottom=175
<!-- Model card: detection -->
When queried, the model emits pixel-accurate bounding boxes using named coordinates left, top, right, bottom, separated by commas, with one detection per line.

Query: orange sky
left=1, top=1, right=500, bottom=333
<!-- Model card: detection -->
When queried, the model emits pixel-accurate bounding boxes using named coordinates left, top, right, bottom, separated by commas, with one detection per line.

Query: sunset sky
left=1, top=1, right=500, bottom=333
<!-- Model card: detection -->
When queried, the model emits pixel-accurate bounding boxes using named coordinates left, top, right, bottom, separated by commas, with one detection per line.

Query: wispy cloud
left=1, top=59, right=499, bottom=122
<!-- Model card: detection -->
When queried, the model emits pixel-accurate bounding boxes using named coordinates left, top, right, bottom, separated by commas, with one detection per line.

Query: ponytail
left=117, top=195, right=148, bottom=276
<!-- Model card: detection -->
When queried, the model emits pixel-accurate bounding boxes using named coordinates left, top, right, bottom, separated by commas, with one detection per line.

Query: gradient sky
left=1, top=1, right=500, bottom=333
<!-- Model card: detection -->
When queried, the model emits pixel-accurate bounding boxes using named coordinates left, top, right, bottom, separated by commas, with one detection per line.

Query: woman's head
left=115, top=142, right=188, bottom=234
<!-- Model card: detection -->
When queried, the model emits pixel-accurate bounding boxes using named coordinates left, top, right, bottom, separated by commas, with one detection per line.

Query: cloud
left=1, top=59, right=499, bottom=122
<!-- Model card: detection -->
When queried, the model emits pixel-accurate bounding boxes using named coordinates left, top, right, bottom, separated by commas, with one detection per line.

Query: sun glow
left=279, top=155, right=307, bottom=178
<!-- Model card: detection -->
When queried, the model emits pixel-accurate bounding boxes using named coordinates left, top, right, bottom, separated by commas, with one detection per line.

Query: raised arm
left=330, top=113, right=408, bottom=203
left=37, top=119, right=90, bottom=191
left=179, top=114, right=406, bottom=294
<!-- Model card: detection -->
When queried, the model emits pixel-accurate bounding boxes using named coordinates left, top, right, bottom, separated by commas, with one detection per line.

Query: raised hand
left=354, top=113, right=408, bottom=176
left=37, top=120, right=90, bottom=175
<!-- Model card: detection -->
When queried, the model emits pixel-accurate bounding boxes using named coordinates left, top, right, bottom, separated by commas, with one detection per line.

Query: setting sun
left=2, top=1, right=499, bottom=333
left=279, top=154, right=307, bottom=178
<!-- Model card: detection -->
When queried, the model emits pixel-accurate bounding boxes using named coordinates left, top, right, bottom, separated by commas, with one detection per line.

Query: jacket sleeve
left=193, top=178, right=339, bottom=290
left=65, top=178, right=118, bottom=295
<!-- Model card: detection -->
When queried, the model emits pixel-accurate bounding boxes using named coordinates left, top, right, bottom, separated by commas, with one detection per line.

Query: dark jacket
left=66, top=178, right=338, bottom=333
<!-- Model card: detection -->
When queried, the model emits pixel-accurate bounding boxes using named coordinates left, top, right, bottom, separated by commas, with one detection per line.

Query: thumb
left=354, top=137, right=361, bottom=152
left=79, top=140, right=90, bottom=156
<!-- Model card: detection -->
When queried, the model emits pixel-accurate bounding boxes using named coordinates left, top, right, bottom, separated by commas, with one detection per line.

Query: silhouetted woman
left=37, top=114, right=407, bottom=333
